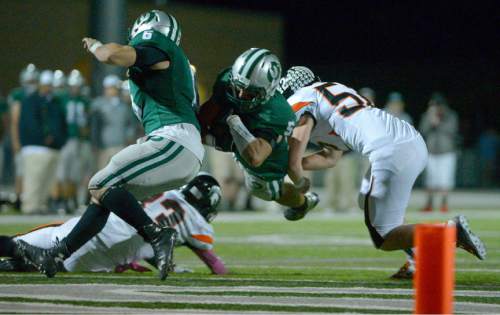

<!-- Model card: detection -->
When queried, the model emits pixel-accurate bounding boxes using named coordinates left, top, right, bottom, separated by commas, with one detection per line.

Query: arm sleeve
left=189, top=246, right=228, bottom=275
left=133, top=45, right=169, bottom=68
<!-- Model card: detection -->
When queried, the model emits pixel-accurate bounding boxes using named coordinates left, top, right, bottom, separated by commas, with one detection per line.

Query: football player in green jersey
left=8, top=63, right=40, bottom=210
left=198, top=48, right=319, bottom=215
left=53, top=69, right=91, bottom=213
left=15, top=10, right=204, bottom=281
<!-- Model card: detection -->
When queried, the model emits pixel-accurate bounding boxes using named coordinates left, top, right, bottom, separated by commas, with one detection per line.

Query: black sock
left=64, top=203, right=110, bottom=255
left=0, top=236, right=16, bottom=257
left=100, top=187, right=154, bottom=238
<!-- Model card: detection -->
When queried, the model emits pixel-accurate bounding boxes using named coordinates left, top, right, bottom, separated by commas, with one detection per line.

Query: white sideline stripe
left=217, top=235, right=373, bottom=246
left=212, top=264, right=500, bottom=273
left=1, top=284, right=500, bottom=313
left=1, top=208, right=500, bottom=224
left=2, top=284, right=499, bottom=298
left=2, top=273, right=500, bottom=291
left=0, top=301, right=259, bottom=315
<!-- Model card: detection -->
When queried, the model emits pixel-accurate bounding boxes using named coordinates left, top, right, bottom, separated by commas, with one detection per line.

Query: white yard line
left=2, top=283, right=499, bottom=297
left=0, top=284, right=499, bottom=313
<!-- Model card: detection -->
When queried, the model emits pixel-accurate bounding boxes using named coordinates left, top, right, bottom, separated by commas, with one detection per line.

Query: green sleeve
left=129, top=30, right=177, bottom=59
left=211, top=68, right=231, bottom=104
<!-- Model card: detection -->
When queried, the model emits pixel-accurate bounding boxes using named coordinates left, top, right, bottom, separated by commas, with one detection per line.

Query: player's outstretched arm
left=82, top=37, right=136, bottom=67
left=189, top=246, right=228, bottom=275
left=302, top=147, right=343, bottom=170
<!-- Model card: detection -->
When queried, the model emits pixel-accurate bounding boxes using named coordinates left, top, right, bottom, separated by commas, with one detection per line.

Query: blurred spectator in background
left=0, top=91, right=7, bottom=182
left=208, top=149, right=247, bottom=211
left=120, top=79, right=144, bottom=139
left=419, top=92, right=458, bottom=212
left=323, top=150, right=358, bottom=213
left=384, top=91, right=413, bottom=124
left=52, top=70, right=68, bottom=100
left=91, top=75, right=135, bottom=170
left=54, top=70, right=90, bottom=213
left=18, top=70, right=67, bottom=214
left=8, top=64, right=40, bottom=210
left=478, top=127, right=499, bottom=187
left=359, top=87, right=376, bottom=105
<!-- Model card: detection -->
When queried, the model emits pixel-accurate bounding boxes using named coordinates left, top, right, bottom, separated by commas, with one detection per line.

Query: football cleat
left=142, top=224, right=177, bottom=280
left=390, top=261, right=414, bottom=280
left=0, top=257, right=37, bottom=272
left=453, top=215, right=486, bottom=260
left=284, top=192, right=320, bottom=221
left=14, top=240, right=62, bottom=277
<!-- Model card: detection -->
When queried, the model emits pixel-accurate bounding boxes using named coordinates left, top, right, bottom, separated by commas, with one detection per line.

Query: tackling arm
left=302, top=147, right=343, bottom=170
left=288, top=115, right=314, bottom=185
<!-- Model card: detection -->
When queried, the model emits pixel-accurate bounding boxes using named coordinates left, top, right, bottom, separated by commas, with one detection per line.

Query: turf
left=0, top=208, right=498, bottom=313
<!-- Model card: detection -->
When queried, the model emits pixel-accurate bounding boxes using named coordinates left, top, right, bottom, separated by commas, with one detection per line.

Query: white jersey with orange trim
left=288, top=82, right=420, bottom=160
left=15, top=190, right=214, bottom=272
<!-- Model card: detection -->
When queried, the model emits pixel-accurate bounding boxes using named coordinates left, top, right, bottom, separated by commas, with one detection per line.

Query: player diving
left=197, top=48, right=319, bottom=215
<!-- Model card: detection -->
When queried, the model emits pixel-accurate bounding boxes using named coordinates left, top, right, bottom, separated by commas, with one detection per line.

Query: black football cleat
left=142, top=224, right=177, bottom=280
left=284, top=192, right=320, bottom=221
left=14, top=240, right=63, bottom=278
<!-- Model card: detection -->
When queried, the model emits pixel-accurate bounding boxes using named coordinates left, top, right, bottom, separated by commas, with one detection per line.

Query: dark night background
left=183, top=0, right=500, bottom=148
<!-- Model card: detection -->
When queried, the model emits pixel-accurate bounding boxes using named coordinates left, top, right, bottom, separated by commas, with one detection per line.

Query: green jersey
left=213, top=69, right=296, bottom=180
left=64, top=95, right=90, bottom=139
left=7, top=87, right=26, bottom=105
left=128, top=30, right=199, bottom=134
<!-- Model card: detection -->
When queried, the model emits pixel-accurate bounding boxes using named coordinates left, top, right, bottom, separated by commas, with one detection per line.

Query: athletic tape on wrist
left=89, top=41, right=103, bottom=54
left=227, top=116, right=256, bottom=153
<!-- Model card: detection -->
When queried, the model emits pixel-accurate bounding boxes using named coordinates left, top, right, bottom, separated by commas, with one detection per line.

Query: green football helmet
left=129, top=10, right=181, bottom=45
left=227, top=48, right=282, bottom=113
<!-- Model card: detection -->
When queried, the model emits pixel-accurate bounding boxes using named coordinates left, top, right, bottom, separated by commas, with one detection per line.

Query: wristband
left=89, top=41, right=103, bottom=54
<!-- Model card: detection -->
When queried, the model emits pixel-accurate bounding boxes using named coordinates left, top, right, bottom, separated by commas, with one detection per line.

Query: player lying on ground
left=278, top=66, right=486, bottom=264
left=0, top=173, right=227, bottom=275
left=15, top=10, right=205, bottom=280
left=197, top=48, right=319, bottom=214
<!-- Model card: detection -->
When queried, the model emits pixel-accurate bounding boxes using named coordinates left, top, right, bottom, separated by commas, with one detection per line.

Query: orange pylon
left=414, top=224, right=456, bottom=314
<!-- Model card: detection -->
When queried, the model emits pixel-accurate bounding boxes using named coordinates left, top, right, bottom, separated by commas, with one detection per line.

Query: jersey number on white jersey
left=315, top=83, right=372, bottom=118
left=154, top=199, right=186, bottom=227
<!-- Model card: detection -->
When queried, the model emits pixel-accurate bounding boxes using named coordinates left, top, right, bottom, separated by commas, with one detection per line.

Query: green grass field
left=0, top=208, right=498, bottom=314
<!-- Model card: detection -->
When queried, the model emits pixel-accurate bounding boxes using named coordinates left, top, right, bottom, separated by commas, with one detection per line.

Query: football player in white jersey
left=1, top=173, right=227, bottom=275
left=278, top=66, right=486, bottom=264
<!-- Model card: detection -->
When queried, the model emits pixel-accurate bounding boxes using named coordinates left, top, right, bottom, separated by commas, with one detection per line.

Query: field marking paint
left=1, top=284, right=499, bottom=298
left=0, top=284, right=499, bottom=313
